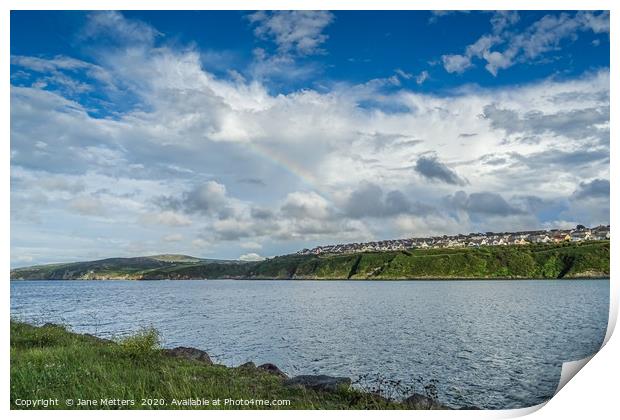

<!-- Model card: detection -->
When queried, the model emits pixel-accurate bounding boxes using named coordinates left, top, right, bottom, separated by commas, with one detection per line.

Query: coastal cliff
left=10, top=241, right=609, bottom=280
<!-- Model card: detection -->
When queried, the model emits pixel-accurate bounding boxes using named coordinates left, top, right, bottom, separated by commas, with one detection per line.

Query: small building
left=552, top=233, right=571, bottom=243
left=570, top=231, right=591, bottom=242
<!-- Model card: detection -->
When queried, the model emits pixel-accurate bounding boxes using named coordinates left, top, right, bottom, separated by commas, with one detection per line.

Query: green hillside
left=10, top=241, right=609, bottom=280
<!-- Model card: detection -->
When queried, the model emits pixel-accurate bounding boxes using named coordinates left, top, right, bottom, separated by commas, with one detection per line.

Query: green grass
left=245, top=241, right=609, bottom=280
left=10, top=321, right=407, bottom=410
left=10, top=241, right=609, bottom=280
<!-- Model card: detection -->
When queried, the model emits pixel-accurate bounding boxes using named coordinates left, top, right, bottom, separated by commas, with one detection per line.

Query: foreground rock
left=238, top=361, right=256, bottom=369
left=163, top=346, right=212, bottom=364
left=403, top=393, right=449, bottom=410
left=284, top=375, right=351, bottom=392
left=257, top=363, right=288, bottom=378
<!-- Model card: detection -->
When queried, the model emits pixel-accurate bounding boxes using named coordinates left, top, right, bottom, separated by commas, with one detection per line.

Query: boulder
left=163, top=346, right=212, bottom=364
left=257, top=363, right=287, bottom=378
left=403, top=393, right=448, bottom=410
left=238, top=361, right=256, bottom=369
left=284, top=375, right=351, bottom=392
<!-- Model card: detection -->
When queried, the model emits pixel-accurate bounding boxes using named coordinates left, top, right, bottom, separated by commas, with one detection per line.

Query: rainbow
left=245, top=141, right=335, bottom=202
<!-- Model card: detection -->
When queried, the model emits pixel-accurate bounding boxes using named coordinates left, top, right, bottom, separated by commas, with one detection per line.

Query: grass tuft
left=116, top=328, right=160, bottom=361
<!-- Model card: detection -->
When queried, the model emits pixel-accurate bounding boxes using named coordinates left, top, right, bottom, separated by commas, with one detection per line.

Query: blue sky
left=10, top=10, right=610, bottom=266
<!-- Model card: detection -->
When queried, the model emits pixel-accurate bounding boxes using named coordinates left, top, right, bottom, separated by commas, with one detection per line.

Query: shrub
left=117, top=328, right=161, bottom=361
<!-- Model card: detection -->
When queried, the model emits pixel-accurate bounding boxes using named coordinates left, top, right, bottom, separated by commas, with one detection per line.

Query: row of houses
left=297, top=225, right=610, bottom=256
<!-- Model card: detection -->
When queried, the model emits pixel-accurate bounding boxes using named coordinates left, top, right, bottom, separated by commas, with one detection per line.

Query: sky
left=10, top=10, right=610, bottom=266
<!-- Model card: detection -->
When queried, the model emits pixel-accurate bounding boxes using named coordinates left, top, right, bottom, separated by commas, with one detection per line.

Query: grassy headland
left=10, top=321, right=442, bottom=410
left=10, top=241, right=609, bottom=280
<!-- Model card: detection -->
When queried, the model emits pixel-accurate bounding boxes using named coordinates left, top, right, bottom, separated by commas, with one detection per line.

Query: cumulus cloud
left=9, top=11, right=609, bottom=265
left=445, top=191, right=524, bottom=217
left=558, top=179, right=610, bottom=227
left=160, top=181, right=235, bottom=219
left=442, top=53, right=473, bottom=74
left=344, top=183, right=389, bottom=218
left=343, top=182, right=431, bottom=219
left=281, top=191, right=332, bottom=220
left=239, top=252, right=266, bottom=261
left=572, top=179, right=609, bottom=200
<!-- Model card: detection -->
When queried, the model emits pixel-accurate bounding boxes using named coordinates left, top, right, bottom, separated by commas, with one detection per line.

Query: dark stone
left=238, top=361, right=256, bottom=369
left=403, top=393, right=448, bottom=410
left=257, top=363, right=287, bottom=378
left=284, top=375, right=351, bottom=392
left=163, top=346, right=212, bottom=364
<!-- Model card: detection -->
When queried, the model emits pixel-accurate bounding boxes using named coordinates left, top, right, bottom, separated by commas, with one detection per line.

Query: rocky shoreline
left=65, top=326, right=454, bottom=409
left=159, top=343, right=452, bottom=409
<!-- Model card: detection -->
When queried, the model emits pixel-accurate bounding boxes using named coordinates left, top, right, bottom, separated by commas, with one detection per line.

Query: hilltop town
left=297, top=225, right=611, bottom=256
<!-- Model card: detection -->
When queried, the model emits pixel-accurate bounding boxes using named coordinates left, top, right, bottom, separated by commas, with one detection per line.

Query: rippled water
left=10, top=279, right=608, bottom=409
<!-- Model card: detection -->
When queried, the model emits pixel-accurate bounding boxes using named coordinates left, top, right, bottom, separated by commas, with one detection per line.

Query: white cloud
left=415, top=71, right=430, bottom=84
left=490, top=11, right=520, bottom=34
left=239, top=252, right=266, bottom=262
left=442, top=54, right=472, bottom=74
left=175, top=181, right=234, bottom=217
left=281, top=191, right=331, bottom=220
left=11, top=55, right=115, bottom=88
left=10, top=12, right=609, bottom=265
left=441, top=11, right=609, bottom=76
left=82, top=11, right=162, bottom=45
left=395, top=69, right=412, bottom=79
left=247, top=11, right=334, bottom=56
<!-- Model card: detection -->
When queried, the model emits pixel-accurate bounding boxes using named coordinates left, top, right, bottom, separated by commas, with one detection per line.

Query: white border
left=2, top=1, right=616, bottom=420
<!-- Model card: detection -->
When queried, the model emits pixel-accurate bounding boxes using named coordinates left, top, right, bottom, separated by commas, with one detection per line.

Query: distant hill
left=9, top=254, right=245, bottom=280
left=147, top=254, right=205, bottom=263
left=10, top=242, right=609, bottom=280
